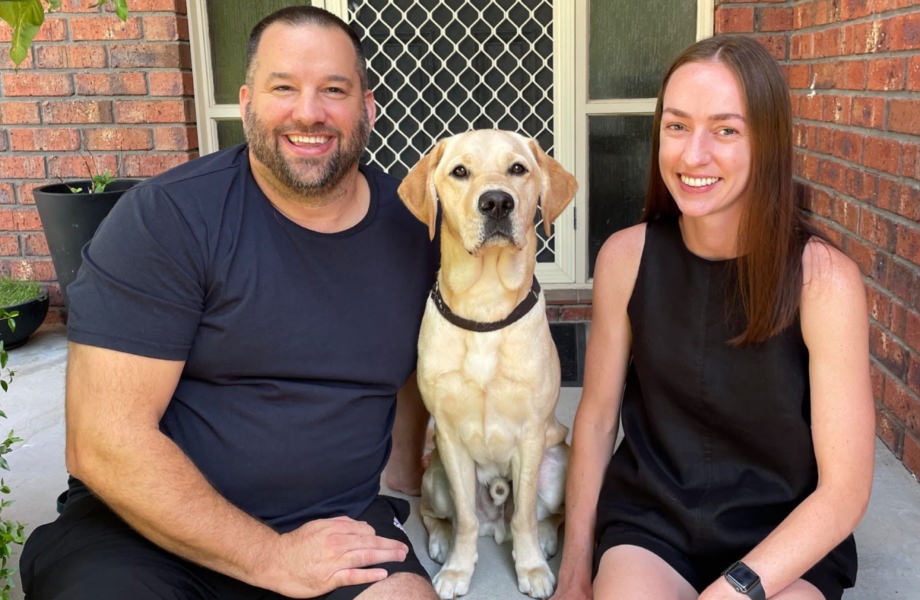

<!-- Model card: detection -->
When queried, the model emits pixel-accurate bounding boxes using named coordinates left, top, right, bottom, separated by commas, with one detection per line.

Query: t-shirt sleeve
left=66, top=182, right=207, bottom=360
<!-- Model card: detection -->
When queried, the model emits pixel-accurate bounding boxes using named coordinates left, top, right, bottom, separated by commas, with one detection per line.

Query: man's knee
left=356, top=572, right=437, bottom=600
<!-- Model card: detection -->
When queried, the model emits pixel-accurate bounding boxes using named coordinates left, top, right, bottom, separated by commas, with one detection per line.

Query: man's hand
left=266, top=516, right=409, bottom=598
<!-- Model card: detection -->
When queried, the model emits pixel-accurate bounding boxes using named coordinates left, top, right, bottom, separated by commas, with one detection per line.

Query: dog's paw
left=425, top=519, right=452, bottom=563
left=537, top=518, right=559, bottom=557
left=516, top=562, right=556, bottom=599
left=433, top=566, right=473, bottom=599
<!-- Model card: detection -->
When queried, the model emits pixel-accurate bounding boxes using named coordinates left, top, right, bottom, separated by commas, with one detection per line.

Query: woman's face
left=658, top=60, right=752, bottom=225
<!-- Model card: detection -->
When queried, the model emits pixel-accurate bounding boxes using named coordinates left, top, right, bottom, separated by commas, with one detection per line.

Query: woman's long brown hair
left=643, top=35, right=819, bottom=346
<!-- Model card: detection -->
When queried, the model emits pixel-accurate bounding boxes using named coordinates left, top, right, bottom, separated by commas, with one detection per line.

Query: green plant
left=0, top=277, right=41, bottom=308
left=66, top=170, right=116, bottom=194
left=0, top=0, right=128, bottom=67
left=0, top=309, right=22, bottom=599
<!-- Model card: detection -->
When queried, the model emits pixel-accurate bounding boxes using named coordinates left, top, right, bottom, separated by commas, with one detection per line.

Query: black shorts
left=594, top=526, right=857, bottom=600
left=21, top=492, right=430, bottom=600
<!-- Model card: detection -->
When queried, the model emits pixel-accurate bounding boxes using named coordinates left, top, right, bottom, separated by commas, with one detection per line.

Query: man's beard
left=244, top=102, right=370, bottom=198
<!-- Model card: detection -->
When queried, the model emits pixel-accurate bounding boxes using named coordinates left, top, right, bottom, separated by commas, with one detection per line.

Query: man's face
left=240, top=22, right=374, bottom=199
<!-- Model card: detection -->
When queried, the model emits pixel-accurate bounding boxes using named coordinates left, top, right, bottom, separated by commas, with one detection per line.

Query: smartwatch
left=722, top=561, right=766, bottom=600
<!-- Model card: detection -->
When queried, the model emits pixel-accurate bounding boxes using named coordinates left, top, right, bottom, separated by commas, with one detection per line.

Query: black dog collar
left=430, top=277, right=541, bottom=332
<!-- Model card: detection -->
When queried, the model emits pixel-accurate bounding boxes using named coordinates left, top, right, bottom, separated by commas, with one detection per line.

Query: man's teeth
left=681, top=175, right=719, bottom=187
left=288, top=134, right=328, bottom=144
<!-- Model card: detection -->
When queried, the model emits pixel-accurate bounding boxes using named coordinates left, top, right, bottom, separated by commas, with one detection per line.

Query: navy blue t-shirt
left=67, top=145, right=437, bottom=532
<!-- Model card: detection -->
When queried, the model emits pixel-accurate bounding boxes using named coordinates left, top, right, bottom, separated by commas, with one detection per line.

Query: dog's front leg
left=510, top=432, right=556, bottom=598
left=432, top=427, right=479, bottom=599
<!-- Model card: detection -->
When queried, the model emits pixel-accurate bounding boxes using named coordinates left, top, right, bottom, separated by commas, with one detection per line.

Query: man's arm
left=65, top=341, right=409, bottom=597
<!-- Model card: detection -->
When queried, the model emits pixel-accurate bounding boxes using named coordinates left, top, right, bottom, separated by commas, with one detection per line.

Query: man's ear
left=398, top=141, right=445, bottom=241
left=239, top=85, right=250, bottom=121
left=364, top=89, right=376, bottom=131
left=529, top=139, right=578, bottom=237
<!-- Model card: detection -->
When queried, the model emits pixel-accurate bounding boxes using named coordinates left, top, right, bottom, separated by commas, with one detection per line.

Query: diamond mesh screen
left=348, top=0, right=557, bottom=262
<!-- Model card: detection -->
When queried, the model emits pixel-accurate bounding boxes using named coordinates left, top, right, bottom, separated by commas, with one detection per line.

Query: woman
left=551, top=35, right=873, bottom=600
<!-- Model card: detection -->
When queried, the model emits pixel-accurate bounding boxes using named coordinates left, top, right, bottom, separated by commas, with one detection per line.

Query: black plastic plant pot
left=0, top=290, right=50, bottom=350
left=34, top=179, right=142, bottom=308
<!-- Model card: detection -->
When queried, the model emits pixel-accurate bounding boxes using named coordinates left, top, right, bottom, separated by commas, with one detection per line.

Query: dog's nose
left=478, top=191, right=514, bottom=220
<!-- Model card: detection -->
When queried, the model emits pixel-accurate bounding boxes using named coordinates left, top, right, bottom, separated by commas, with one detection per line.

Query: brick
left=897, top=184, right=920, bottom=222
left=807, top=187, right=833, bottom=218
left=860, top=210, right=898, bottom=252
left=833, top=196, right=860, bottom=234
left=560, top=306, right=593, bottom=321
left=891, top=300, right=908, bottom=342
left=0, top=156, right=45, bottom=179
left=126, top=0, right=186, bottom=10
left=871, top=360, right=887, bottom=401
left=844, top=168, right=876, bottom=203
left=905, top=307, right=920, bottom=351
left=148, top=71, right=194, bottom=96
left=819, top=158, right=846, bottom=192
left=23, top=233, right=48, bottom=256
left=9, top=128, right=81, bottom=152
left=843, top=22, right=872, bottom=55
left=47, top=155, right=118, bottom=180
left=813, top=61, right=840, bottom=90
left=814, top=28, right=843, bottom=59
left=41, top=100, right=114, bottom=124
left=813, top=125, right=834, bottom=155
left=798, top=93, right=823, bottom=120
left=889, top=12, right=920, bottom=51
left=69, top=16, right=142, bottom=41
left=120, top=153, right=196, bottom=177
left=876, top=407, right=902, bottom=455
left=74, top=73, right=148, bottom=96
left=911, top=354, right=920, bottom=396
left=33, top=17, right=67, bottom=42
left=154, top=126, right=197, bottom=151
left=788, top=64, right=811, bottom=90
left=33, top=44, right=108, bottom=69
left=910, top=54, right=920, bottom=91
left=717, top=7, right=755, bottom=33
left=10, top=259, right=55, bottom=281
left=841, top=0, right=872, bottom=20
left=865, top=20, right=891, bottom=53
left=1, top=73, right=74, bottom=97
left=842, top=60, right=867, bottom=89
left=114, top=99, right=195, bottom=123
left=903, top=143, right=919, bottom=179
left=790, top=32, right=814, bottom=60
left=794, top=3, right=815, bottom=29
left=870, top=323, right=908, bottom=378
left=12, top=207, right=42, bottom=231
left=903, top=433, right=920, bottom=481
left=889, top=99, right=920, bottom=135
left=867, top=285, right=892, bottom=327
left=109, top=43, right=190, bottom=69
left=757, top=6, right=793, bottom=32
left=897, top=224, right=920, bottom=268
left=850, top=96, right=885, bottom=128
left=0, top=235, right=20, bottom=256
left=888, top=258, right=920, bottom=306
left=867, top=57, right=907, bottom=91
left=813, top=0, right=835, bottom=26
left=84, top=127, right=154, bottom=151
left=143, top=15, right=189, bottom=41
left=845, top=235, right=887, bottom=283
left=0, top=183, right=13, bottom=205
left=863, top=136, right=900, bottom=175
left=833, top=130, right=862, bottom=162
left=825, top=95, right=852, bottom=125
left=885, top=379, right=920, bottom=438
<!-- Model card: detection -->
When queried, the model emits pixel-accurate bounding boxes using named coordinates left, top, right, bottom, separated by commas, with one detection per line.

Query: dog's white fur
left=398, top=130, right=578, bottom=599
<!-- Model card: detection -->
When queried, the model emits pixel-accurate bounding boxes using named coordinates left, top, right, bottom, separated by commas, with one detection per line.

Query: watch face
left=726, top=562, right=759, bottom=591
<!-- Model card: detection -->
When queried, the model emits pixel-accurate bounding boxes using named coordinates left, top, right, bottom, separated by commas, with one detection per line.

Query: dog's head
left=398, top=130, right=577, bottom=253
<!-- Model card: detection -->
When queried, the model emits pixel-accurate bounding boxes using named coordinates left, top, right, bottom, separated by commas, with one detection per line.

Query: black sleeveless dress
left=593, top=217, right=856, bottom=598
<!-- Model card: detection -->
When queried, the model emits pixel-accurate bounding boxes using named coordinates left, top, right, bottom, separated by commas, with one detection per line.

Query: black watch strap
left=744, top=579, right=766, bottom=600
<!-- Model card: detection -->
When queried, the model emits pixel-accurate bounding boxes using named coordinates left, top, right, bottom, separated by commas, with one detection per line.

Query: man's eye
left=451, top=165, right=468, bottom=178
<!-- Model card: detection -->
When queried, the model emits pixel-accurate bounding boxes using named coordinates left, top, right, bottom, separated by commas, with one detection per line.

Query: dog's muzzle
left=478, top=190, right=515, bottom=244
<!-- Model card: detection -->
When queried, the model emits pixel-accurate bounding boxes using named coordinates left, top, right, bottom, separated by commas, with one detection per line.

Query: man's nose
left=291, top=92, right=327, bottom=125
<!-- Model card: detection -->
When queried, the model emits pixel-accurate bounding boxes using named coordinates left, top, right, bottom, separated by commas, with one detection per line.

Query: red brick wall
left=715, top=0, right=920, bottom=479
left=0, top=0, right=197, bottom=321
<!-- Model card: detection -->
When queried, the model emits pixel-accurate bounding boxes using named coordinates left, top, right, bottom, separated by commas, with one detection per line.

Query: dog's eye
left=508, top=163, right=528, bottom=175
left=451, top=165, right=468, bottom=178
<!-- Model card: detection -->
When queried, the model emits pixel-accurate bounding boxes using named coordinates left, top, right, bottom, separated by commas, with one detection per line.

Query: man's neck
left=251, top=159, right=370, bottom=233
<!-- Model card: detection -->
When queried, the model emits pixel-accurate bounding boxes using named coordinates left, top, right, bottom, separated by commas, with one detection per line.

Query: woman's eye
left=451, top=165, right=468, bottom=178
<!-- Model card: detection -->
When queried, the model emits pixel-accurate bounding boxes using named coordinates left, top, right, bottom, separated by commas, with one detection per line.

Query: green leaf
left=0, top=0, right=44, bottom=67
left=114, top=0, right=127, bottom=21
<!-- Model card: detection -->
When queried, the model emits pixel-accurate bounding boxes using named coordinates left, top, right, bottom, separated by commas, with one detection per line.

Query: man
left=20, top=7, right=438, bottom=600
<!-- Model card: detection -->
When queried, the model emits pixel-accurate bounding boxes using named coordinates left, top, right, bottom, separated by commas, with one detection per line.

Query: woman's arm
left=550, top=224, right=645, bottom=600
left=700, top=240, right=875, bottom=599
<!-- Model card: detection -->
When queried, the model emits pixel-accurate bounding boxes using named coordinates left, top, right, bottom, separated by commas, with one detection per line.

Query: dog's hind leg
left=536, top=442, right=569, bottom=558
left=421, top=448, right=454, bottom=564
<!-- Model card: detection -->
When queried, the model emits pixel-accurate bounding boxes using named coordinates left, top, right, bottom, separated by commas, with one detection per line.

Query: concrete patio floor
left=5, top=325, right=920, bottom=599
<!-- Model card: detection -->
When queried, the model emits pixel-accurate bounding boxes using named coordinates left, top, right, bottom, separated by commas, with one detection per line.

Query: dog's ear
left=398, top=141, right=445, bottom=241
left=529, top=139, right=578, bottom=237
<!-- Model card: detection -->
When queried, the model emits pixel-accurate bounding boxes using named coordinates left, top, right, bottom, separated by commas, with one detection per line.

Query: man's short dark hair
left=245, top=6, right=368, bottom=91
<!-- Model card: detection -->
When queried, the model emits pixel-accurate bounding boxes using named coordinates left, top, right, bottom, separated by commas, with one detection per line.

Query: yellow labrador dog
left=398, top=130, right=577, bottom=599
